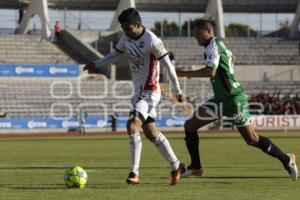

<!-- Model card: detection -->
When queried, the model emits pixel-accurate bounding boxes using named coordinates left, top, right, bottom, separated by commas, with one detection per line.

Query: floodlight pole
left=109, top=0, right=136, bottom=31
left=64, top=7, right=67, bottom=30
left=18, top=0, right=52, bottom=40
left=204, top=0, right=225, bottom=38
left=289, top=0, right=300, bottom=38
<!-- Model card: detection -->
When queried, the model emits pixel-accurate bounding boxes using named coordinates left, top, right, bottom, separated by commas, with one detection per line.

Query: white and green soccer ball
left=64, top=166, right=88, bottom=188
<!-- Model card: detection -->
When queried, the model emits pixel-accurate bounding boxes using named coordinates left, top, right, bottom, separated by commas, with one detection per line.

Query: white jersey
left=113, top=28, right=168, bottom=95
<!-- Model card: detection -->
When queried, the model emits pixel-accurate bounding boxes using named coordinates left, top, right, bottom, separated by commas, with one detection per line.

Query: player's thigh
left=185, top=104, right=217, bottom=132
left=237, top=122, right=259, bottom=146
left=224, top=96, right=258, bottom=145
left=142, top=119, right=159, bottom=141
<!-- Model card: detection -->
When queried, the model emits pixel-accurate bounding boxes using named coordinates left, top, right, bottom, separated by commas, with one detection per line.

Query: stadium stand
left=0, top=35, right=75, bottom=64
left=0, top=78, right=186, bottom=118
left=0, top=76, right=298, bottom=118
left=176, top=78, right=300, bottom=115
left=164, top=37, right=300, bottom=69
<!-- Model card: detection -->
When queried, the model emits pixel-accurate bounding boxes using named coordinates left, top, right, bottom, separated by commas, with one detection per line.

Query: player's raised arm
left=176, top=67, right=216, bottom=78
left=83, top=51, right=120, bottom=73
left=83, top=34, right=126, bottom=74
left=176, top=40, right=219, bottom=78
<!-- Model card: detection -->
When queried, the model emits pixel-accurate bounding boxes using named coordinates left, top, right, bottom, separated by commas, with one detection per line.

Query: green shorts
left=201, top=94, right=253, bottom=127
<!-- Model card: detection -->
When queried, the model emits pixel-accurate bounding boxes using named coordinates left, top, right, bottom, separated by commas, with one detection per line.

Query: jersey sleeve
left=205, top=42, right=220, bottom=68
left=151, top=37, right=168, bottom=60
left=113, top=33, right=126, bottom=54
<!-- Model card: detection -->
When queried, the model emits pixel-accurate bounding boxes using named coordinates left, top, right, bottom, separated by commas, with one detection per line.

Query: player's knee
left=184, top=119, right=197, bottom=133
left=245, top=136, right=259, bottom=146
left=127, top=124, right=139, bottom=135
left=142, top=124, right=158, bottom=141
left=184, top=120, right=191, bottom=131
left=144, top=132, right=156, bottom=141
left=126, top=119, right=141, bottom=134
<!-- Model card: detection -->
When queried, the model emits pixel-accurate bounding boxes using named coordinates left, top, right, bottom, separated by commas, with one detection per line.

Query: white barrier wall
left=234, top=65, right=300, bottom=81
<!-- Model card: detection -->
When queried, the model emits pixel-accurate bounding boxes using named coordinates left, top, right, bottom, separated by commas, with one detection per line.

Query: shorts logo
left=234, top=113, right=246, bottom=125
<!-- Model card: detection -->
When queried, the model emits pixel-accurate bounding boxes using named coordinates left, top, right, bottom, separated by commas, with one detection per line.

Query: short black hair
left=118, top=8, right=142, bottom=25
left=194, top=19, right=215, bottom=30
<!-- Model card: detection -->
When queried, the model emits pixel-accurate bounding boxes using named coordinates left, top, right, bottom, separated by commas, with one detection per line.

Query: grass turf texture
left=0, top=132, right=299, bottom=200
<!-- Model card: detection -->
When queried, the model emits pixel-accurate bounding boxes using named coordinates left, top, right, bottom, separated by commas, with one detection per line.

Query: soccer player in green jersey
left=176, top=19, right=298, bottom=180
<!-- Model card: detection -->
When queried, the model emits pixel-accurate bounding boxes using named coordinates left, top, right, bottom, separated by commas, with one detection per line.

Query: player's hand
left=176, top=93, right=185, bottom=103
left=83, top=62, right=97, bottom=74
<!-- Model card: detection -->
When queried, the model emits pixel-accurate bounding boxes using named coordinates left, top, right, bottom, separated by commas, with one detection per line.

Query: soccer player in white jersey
left=84, top=8, right=186, bottom=186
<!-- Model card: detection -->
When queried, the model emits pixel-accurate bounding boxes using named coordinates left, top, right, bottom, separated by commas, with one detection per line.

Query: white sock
left=153, top=132, right=180, bottom=171
left=129, top=132, right=142, bottom=175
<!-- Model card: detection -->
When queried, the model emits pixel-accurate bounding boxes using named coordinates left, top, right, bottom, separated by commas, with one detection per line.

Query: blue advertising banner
left=49, top=64, right=80, bottom=77
left=0, top=116, right=190, bottom=129
left=0, top=64, right=80, bottom=77
left=0, top=116, right=299, bottom=130
left=0, top=64, right=14, bottom=76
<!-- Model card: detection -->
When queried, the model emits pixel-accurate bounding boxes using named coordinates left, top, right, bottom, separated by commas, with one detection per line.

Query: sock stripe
left=170, top=160, right=179, bottom=165
left=155, top=138, right=166, bottom=147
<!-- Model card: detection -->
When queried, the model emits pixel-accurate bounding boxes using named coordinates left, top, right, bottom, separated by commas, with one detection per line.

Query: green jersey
left=204, top=37, right=244, bottom=100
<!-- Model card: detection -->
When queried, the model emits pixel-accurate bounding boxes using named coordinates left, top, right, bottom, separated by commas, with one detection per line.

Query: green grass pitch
left=0, top=132, right=299, bottom=200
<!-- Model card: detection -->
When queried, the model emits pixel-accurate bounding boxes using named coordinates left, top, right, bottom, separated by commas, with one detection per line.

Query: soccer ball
left=64, top=166, right=88, bottom=188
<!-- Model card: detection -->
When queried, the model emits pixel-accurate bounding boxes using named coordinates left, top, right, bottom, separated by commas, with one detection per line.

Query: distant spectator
left=263, top=72, right=269, bottom=81
left=298, top=42, right=300, bottom=55
left=109, top=113, right=118, bottom=132
left=248, top=91, right=300, bottom=115
left=76, top=109, right=87, bottom=136
left=53, top=21, right=61, bottom=43
left=77, top=21, right=82, bottom=30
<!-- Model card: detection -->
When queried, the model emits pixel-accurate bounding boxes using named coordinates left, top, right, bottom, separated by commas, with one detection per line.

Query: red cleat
left=170, top=162, right=186, bottom=186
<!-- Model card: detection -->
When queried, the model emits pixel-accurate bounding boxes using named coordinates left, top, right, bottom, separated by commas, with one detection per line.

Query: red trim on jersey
left=144, top=54, right=158, bottom=91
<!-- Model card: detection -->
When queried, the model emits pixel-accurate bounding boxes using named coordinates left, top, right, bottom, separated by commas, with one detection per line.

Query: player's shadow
left=186, top=176, right=288, bottom=185
left=0, top=183, right=130, bottom=190
left=85, top=183, right=128, bottom=189
left=0, top=183, right=66, bottom=190
left=0, top=166, right=70, bottom=170
left=201, top=176, right=287, bottom=179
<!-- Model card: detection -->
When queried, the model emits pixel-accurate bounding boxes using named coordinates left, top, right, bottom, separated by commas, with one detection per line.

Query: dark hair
left=118, top=8, right=142, bottom=25
left=194, top=19, right=215, bottom=30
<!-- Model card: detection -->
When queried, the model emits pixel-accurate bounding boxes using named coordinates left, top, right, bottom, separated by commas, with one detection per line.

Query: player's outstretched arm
left=83, top=51, right=120, bottom=74
left=160, top=55, right=185, bottom=103
left=176, top=67, right=216, bottom=78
